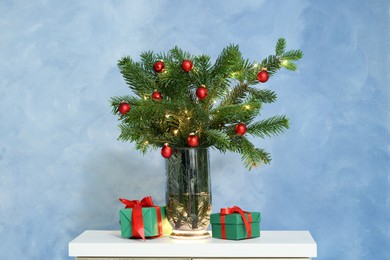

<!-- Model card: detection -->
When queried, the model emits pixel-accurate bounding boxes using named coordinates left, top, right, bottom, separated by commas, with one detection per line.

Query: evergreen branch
left=275, top=38, right=286, bottom=56
left=118, top=123, right=133, bottom=142
left=206, top=78, right=232, bottom=106
left=220, top=81, right=248, bottom=106
left=282, top=61, right=298, bottom=71
left=279, top=48, right=303, bottom=71
left=135, top=138, right=152, bottom=154
left=281, top=49, right=303, bottom=61
left=211, top=101, right=262, bottom=126
left=192, top=54, right=212, bottom=86
left=247, top=115, right=289, bottom=138
left=205, top=45, right=243, bottom=108
left=203, top=129, right=231, bottom=152
left=242, top=147, right=271, bottom=170
left=110, top=96, right=141, bottom=114
left=140, top=51, right=157, bottom=74
left=156, top=47, right=197, bottom=100
left=230, top=59, right=256, bottom=82
left=247, top=88, right=277, bottom=103
left=169, top=46, right=192, bottom=61
left=210, top=44, right=241, bottom=79
left=117, top=56, right=157, bottom=97
left=233, top=136, right=271, bottom=170
left=260, top=55, right=282, bottom=76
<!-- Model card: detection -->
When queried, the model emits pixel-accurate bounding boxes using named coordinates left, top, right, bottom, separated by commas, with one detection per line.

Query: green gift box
left=210, top=211, right=261, bottom=240
left=119, top=206, right=171, bottom=239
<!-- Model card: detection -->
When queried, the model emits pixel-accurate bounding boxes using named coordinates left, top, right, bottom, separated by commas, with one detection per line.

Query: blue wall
left=0, top=1, right=389, bottom=259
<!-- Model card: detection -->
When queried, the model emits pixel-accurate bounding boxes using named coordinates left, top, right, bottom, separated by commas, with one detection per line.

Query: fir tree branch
left=281, top=49, right=303, bottom=61
left=210, top=44, right=241, bottom=79
left=169, top=46, right=192, bottom=61
left=230, top=59, right=256, bottom=82
left=275, top=38, right=286, bottom=56
left=117, top=57, right=157, bottom=97
left=140, top=51, right=157, bottom=74
left=220, top=81, right=249, bottom=106
left=205, top=45, right=243, bottom=108
left=232, top=136, right=271, bottom=170
left=279, top=49, right=303, bottom=71
left=203, top=129, right=231, bottom=152
left=247, top=88, right=277, bottom=103
left=211, top=101, right=262, bottom=127
left=110, top=96, right=141, bottom=114
left=242, top=147, right=271, bottom=170
left=282, top=61, right=298, bottom=71
left=260, top=55, right=282, bottom=76
left=156, top=48, right=196, bottom=101
left=247, top=115, right=289, bottom=138
left=192, top=54, right=212, bottom=86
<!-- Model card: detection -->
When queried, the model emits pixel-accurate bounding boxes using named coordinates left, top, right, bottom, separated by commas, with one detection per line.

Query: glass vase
left=165, top=147, right=212, bottom=239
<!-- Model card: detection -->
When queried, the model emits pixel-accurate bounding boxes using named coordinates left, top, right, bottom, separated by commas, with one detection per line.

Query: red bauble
left=235, top=123, right=247, bottom=136
left=257, top=70, right=269, bottom=83
left=196, top=85, right=208, bottom=100
left=161, top=144, right=173, bottom=158
left=151, top=91, right=162, bottom=101
left=153, top=61, right=165, bottom=73
left=118, top=102, right=131, bottom=115
left=181, top=59, right=193, bottom=72
left=187, top=134, right=199, bottom=147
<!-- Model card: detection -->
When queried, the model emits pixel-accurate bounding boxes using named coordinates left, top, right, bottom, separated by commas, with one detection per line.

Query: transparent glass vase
left=165, top=147, right=212, bottom=239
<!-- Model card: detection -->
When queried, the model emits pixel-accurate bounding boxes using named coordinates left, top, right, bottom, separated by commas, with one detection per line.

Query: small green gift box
left=120, top=206, right=171, bottom=238
left=210, top=206, right=261, bottom=240
left=119, top=197, right=172, bottom=239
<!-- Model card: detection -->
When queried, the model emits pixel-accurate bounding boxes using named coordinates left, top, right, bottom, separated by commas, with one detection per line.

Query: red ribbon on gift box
left=119, top=196, right=163, bottom=240
left=220, top=206, right=252, bottom=239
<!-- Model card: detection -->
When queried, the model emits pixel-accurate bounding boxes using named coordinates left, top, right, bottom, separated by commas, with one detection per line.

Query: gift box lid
left=120, top=206, right=162, bottom=220
left=210, top=211, right=261, bottom=224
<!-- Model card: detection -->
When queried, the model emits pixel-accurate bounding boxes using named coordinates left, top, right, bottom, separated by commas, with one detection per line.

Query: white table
left=69, top=230, right=317, bottom=260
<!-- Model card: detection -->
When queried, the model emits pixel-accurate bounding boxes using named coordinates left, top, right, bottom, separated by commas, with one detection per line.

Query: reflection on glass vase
left=165, top=147, right=212, bottom=239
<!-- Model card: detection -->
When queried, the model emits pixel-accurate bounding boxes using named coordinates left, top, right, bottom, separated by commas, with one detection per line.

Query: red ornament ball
left=196, top=85, right=208, bottom=100
left=161, top=144, right=173, bottom=158
left=118, top=102, right=131, bottom=115
left=153, top=61, right=165, bottom=73
left=235, top=123, right=247, bottom=136
left=187, top=133, right=199, bottom=147
left=151, top=91, right=162, bottom=101
left=181, top=59, right=193, bottom=72
left=257, top=70, right=269, bottom=83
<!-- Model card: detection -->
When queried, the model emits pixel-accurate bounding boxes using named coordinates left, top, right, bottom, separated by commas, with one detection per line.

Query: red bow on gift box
left=220, top=206, right=253, bottom=239
left=119, top=196, right=163, bottom=240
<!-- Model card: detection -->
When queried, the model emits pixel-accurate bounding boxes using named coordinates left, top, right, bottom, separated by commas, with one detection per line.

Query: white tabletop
left=69, top=230, right=317, bottom=258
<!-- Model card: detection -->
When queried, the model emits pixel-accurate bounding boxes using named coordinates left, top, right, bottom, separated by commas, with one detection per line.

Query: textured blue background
left=0, top=0, right=389, bottom=259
